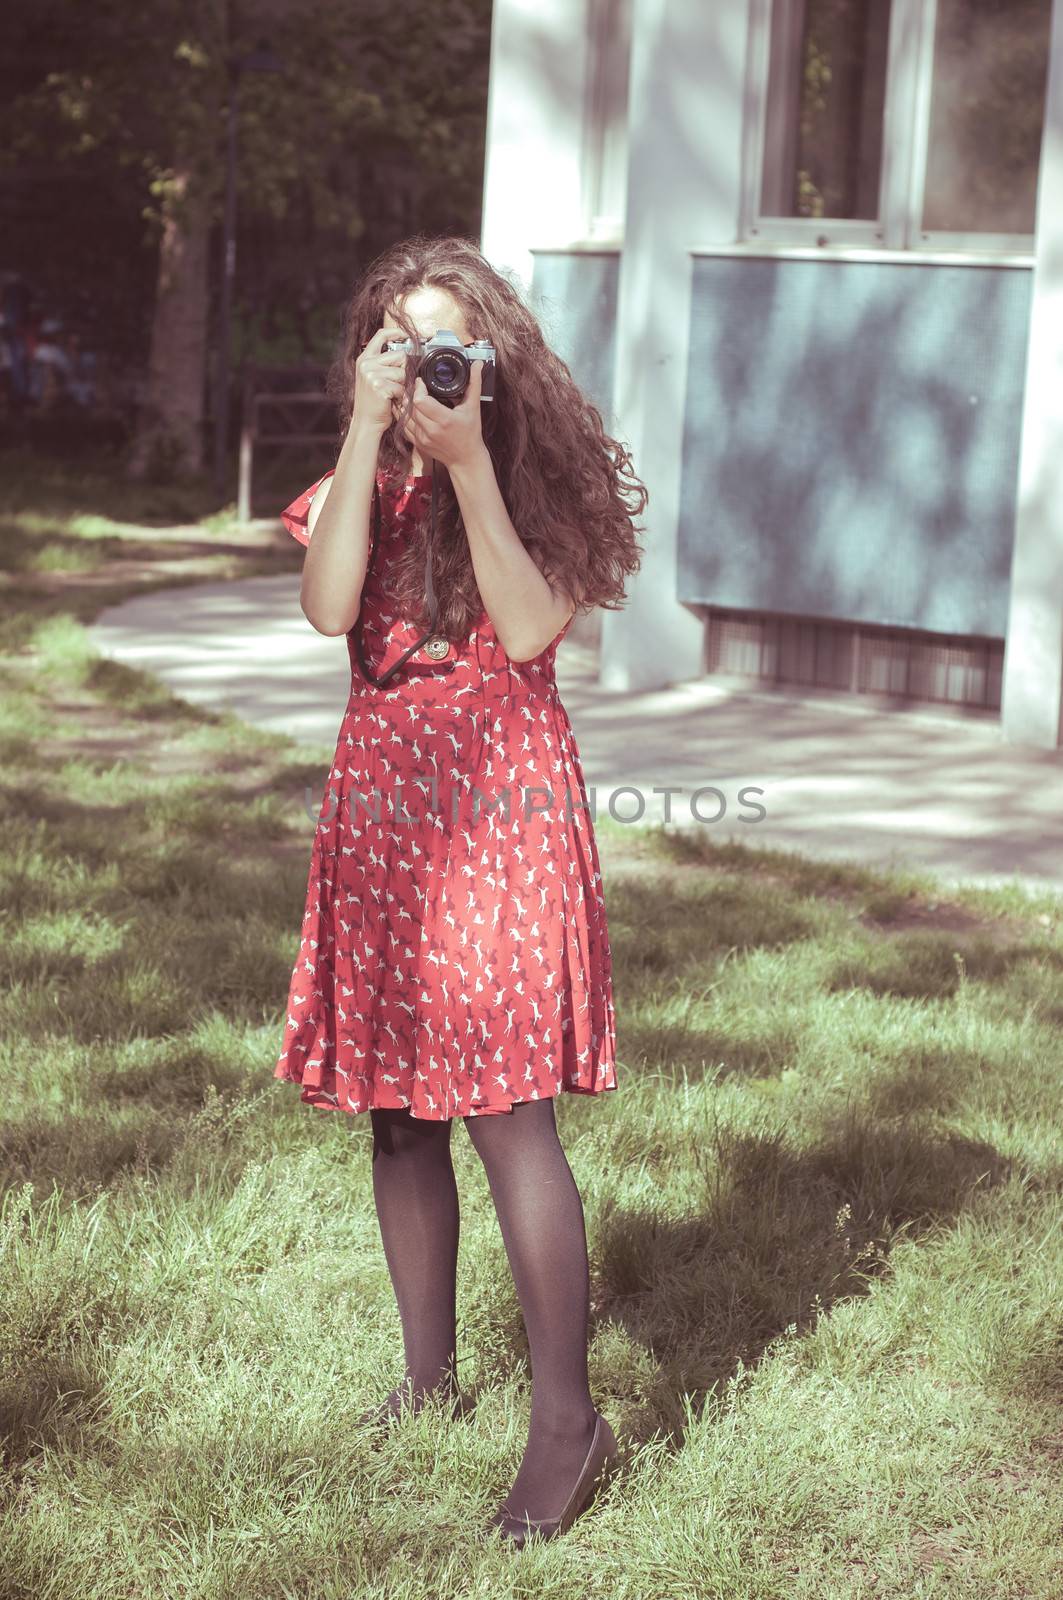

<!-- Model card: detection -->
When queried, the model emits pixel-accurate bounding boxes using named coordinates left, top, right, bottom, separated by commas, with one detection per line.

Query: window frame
left=742, top=0, right=1043, bottom=256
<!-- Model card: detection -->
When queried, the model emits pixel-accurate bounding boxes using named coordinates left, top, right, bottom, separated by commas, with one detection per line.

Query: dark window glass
left=763, top=0, right=892, bottom=220
left=922, top=0, right=1051, bottom=235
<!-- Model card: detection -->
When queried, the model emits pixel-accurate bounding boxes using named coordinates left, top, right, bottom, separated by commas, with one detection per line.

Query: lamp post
left=213, top=40, right=284, bottom=500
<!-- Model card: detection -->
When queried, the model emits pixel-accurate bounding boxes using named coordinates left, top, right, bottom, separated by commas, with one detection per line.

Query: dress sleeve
left=280, top=468, right=337, bottom=546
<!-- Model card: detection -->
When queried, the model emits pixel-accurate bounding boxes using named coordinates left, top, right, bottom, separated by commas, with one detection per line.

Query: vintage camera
left=385, top=328, right=496, bottom=408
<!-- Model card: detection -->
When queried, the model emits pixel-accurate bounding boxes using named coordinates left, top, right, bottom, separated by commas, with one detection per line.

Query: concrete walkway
left=88, top=573, right=1063, bottom=899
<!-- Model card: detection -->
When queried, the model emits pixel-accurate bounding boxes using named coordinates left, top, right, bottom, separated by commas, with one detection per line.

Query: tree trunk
left=126, top=155, right=214, bottom=482
left=124, top=0, right=227, bottom=483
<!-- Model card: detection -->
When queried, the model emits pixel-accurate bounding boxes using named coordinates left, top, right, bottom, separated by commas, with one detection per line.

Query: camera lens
left=423, top=349, right=467, bottom=396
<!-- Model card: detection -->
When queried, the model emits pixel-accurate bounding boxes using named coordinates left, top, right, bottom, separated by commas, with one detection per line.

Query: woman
left=274, top=234, right=646, bottom=1546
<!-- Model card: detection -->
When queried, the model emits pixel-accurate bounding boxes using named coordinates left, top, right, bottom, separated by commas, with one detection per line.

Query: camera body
left=386, top=328, right=496, bottom=408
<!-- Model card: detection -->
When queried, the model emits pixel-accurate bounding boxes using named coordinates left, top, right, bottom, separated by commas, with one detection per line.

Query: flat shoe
left=488, top=1411, right=619, bottom=1548
left=357, top=1385, right=471, bottom=1433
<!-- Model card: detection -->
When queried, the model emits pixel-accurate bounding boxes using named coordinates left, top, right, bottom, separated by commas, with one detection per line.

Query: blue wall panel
left=528, top=252, right=621, bottom=431
left=677, top=255, right=1033, bottom=637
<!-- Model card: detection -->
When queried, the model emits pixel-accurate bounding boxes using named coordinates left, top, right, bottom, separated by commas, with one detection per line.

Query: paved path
left=88, top=573, right=1063, bottom=898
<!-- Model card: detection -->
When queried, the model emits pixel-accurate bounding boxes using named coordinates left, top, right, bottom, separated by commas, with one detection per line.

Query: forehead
left=388, top=285, right=470, bottom=336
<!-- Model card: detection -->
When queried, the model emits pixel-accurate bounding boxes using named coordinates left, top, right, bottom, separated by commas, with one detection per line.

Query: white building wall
left=479, top=0, right=594, bottom=298
left=1001, top=0, right=1063, bottom=747
left=480, top=0, right=741, bottom=694
left=601, top=0, right=751, bottom=691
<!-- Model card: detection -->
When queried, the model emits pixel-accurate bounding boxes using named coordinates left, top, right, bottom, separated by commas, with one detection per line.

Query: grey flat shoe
left=488, top=1412, right=619, bottom=1548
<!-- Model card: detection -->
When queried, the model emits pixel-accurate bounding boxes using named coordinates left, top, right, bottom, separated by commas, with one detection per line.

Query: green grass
left=1, top=461, right=1062, bottom=1597
left=0, top=444, right=304, bottom=658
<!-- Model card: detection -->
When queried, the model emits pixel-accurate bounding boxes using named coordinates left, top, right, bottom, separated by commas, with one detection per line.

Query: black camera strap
left=353, top=458, right=451, bottom=688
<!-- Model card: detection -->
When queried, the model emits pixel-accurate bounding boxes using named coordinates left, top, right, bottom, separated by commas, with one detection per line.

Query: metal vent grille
left=704, top=610, right=1003, bottom=711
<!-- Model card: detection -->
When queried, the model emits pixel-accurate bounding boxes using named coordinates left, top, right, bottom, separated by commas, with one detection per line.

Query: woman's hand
left=401, top=358, right=488, bottom=471
left=352, top=326, right=408, bottom=433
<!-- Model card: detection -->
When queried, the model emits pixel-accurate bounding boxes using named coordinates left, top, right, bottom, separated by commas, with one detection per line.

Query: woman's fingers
left=364, top=325, right=406, bottom=354
left=353, top=331, right=412, bottom=428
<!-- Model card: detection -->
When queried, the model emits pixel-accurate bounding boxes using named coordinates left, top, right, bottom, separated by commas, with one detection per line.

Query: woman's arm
left=298, top=418, right=386, bottom=637
left=449, top=444, right=577, bottom=662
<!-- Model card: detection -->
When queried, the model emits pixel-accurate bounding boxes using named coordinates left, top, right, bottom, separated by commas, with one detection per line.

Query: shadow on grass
left=607, top=872, right=825, bottom=981
left=0, top=753, right=329, bottom=1194
left=590, top=1105, right=1021, bottom=1450
left=0, top=1351, right=119, bottom=1483
left=0, top=1113, right=188, bottom=1197
left=823, top=929, right=1063, bottom=999
left=602, top=819, right=1063, bottom=1088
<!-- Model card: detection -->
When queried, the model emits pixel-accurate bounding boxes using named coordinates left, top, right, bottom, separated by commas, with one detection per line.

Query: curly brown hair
left=325, top=233, right=647, bottom=643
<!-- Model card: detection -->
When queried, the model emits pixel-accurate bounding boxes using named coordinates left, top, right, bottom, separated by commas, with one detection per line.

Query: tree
left=0, top=0, right=491, bottom=482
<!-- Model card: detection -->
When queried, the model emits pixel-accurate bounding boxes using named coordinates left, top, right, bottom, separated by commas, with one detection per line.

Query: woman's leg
left=369, top=1106, right=461, bottom=1412
left=463, top=1097, right=599, bottom=1521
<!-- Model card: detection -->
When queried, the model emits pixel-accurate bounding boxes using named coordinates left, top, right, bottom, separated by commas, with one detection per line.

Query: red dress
left=274, top=466, right=618, bottom=1120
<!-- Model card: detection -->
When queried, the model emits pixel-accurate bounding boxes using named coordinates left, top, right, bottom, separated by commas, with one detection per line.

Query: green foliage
left=0, top=0, right=492, bottom=367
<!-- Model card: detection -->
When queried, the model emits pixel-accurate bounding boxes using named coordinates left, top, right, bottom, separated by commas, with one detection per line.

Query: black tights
left=369, top=1098, right=599, bottom=1520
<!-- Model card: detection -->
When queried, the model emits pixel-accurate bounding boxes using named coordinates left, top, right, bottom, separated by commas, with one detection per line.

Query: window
left=920, top=0, right=1051, bottom=238
left=760, top=0, right=891, bottom=221
left=746, top=0, right=1052, bottom=252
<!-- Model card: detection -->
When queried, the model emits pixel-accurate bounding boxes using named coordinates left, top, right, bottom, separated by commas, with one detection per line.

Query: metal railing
left=237, top=360, right=337, bottom=520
